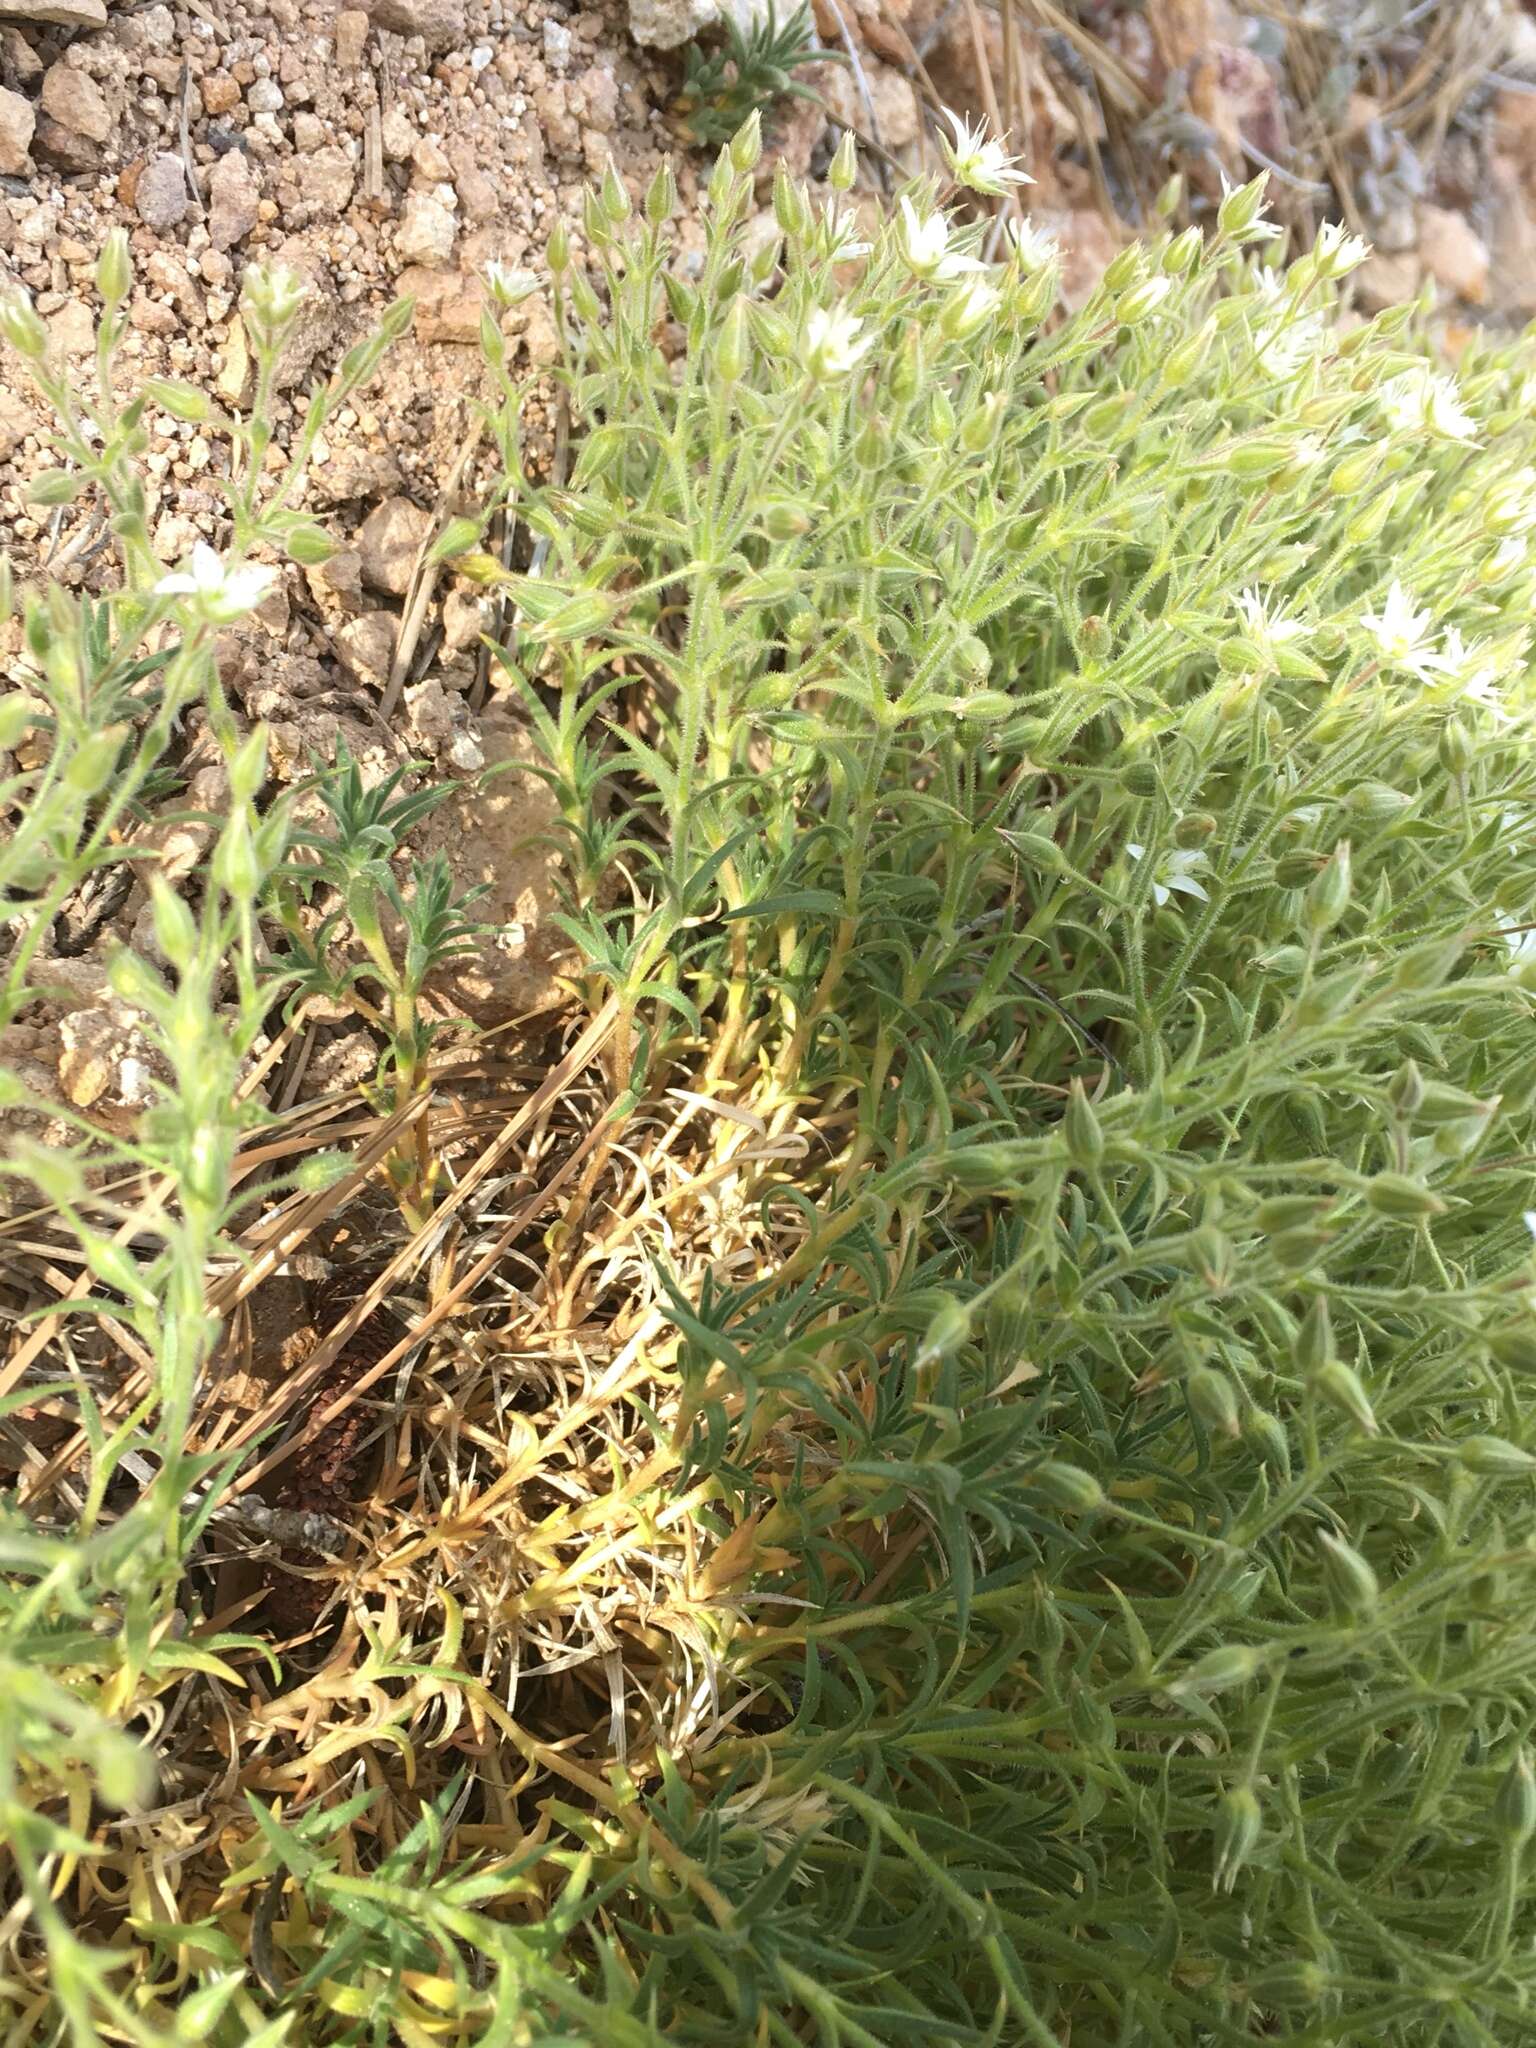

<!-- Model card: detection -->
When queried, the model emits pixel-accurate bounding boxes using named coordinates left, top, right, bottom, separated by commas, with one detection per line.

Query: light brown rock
left=48, top=299, right=95, bottom=357
left=1416, top=203, right=1489, bottom=305
left=334, top=7, right=370, bottom=68
left=400, top=264, right=481, bottom=343
left=201, top=74, right=241, bottom=116
left=207, top=147, right=261, bottom=250
left=0, top=84, right=34, bottom=174
left=1354, top=248, right=1421, bottom=314
left=356, top=496, right=432, bottom=596
left=398, top=189, right=457, bottom=266
left=296, top=144, right=356, bottom=214
left=39, top=60, right=110, bottom=144
left=368, top=0, right=466, bottom=51
left=0, top=0, right=105, bottom=25
left=336, top=608, right=397, bottom=683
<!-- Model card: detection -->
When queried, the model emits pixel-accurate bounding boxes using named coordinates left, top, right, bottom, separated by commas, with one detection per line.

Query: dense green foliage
left=7, top=128, right=1536, bottom=2045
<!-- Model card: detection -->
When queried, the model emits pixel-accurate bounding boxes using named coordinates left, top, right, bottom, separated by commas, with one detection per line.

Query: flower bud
left=1116, top=275, right=1172, bottom=326
left=715, top=296, right=749, bottom=385
left=1187, top=1366, right=1239, bottom=1437
left=1439, top=718, right=1474, bottom=777
left=1496, top=1751, right=1536, bottom=1846
left=1456, top=1435, right=1536, bottom=1476
left=1173, top=1643, right=1266, bottom=1698
left=1101, top=245, right=1142, bottom=292
left=1217, top=171, right=1270, bottom=240
left=728, top=108, right=762, bottom=174
left=1303, top=841, right=1351, bottom=936
left=1030, top=1461, right=1103, bottom=1513
left=1213, top=1786, right=1262, bottom=1892
left=773, top=162, right=810, bottom=237
left=96, top=226, right=132, bottom=307
left=1313, top=1359, right=1378, bottom=1434
left=600, top=158, right=631, bottom=223
left=1246, top=1410, right=1292, bottom=1476
left=645, top=158, right=677, bottom=225
left=1163, top=225, right=1203, bottom=276
left=1063, top=1080, right=1104, bottom=1167
left=1155, top=171, right=1184, bottom=219
left=1387, top=1059, right=1424, bottom=1118
left=1329, top=449, right=1376, bottom=496
left=0, top=289, right=48, bottom=362
left=828, top=128, right=857, bottom=191
left=1363, top=1171, right=1447, bottom=1220
left=1295, top=1295, right=1335, bottom=1377
left=547, top=219, right=571, bottom=272
left=1318, top=1530, right=1378, bottom=1617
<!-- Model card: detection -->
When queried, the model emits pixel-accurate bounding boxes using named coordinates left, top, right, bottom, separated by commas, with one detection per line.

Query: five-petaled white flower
left=154, top=542, right=276, bottom=624
left=1004, top=217, right=1059, bottom=272
left=938, top=108, right=1033, bottom=196
left=1433, top=628, right=1516, bottom=721
left=802, top=306, right=872, bottom=380
left=895, top=197, right=984, bottom=281
left=1126, top=842, right=1210, bottom=908
left=1255, top=310, right=1326, bottom=381
left=1359, top=580, right=1440, bottom=682
left=1379, top=366, right=1477, bottom=444
left=1315, top=220, right=1370, bottom=279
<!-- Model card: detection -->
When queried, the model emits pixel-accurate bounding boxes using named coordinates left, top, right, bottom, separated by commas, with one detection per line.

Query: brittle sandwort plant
left=10, top=129, right=1536, bottom=2047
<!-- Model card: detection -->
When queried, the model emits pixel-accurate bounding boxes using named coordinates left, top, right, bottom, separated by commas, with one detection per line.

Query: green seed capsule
left=1187, top=1366, right=1240, bottom=1437
left=1456, top=1435, right=1536, bottom=1475
left=1363, top=1172, right=1447, bottom=1220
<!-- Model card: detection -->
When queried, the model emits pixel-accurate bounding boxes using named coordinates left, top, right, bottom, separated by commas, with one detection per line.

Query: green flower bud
left=1363, top=1172, right=1447, bottom=1220
left=0, top=289, right=49, bottom=362
left=828, top=128, right=857, bottom=191
left=1456, top=1435, right=1536, bottom=1476
left=600, top=158, right=631, bottom=223
left=1101, top=245, right=1143, bottom=292
left=1313, top=1358, right=1378, bottom=1434
left=1063, top=1080, right=1104, bottom=1167
left=547, top=219, right=571, bottom=272
left=715, top=296, right=749, bottom=385
left=1121, top=758, right=1160, bottom=798
left=1214, top=1785, right=1262, bottom=1892
left=1187, top=1366, right=1239, bottom=1437
left=729, top=109, right=763, bottom=174
left=1217, top=171, right=1270, bottom=240
left=1495, top=1751, right=1536, bottom=1846
left=1173, top=1643, right=1266, bottom=1697
left=1116, top=275, right=1173, bottom=326
left=645, top=158, right=677, bottom=225
left=1246, top=1410, right=1292, bottom=1476
left=1318, top=1529, right=1379, bottom=1617
left=1303, top=840, right=1351, bottom=935
left=1329, top=449, right=1376, bottom=496
left=1163, top=225, right=1203, bottom=276
left=96, top=226, right=132, bottom=307
left=1439, top=717, right=1474, bottom=777
left=1030, top=1460, right=1104, bottom=1513
left=1387, top=1059, right=1424, bottom=1118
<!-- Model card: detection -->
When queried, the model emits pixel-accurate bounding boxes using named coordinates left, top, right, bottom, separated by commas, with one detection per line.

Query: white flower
left=940, top=274, right=1002, bottom=341
left=483, top=260, right=539, bottom=309
left=1378, top=366, right=1478, bottom=444
left=895, top=197, right=984, bottom=281
left=802, top=305, right=872, bottom=380
left=154, top=542, right=276, bottom=624
left=1315, top=220, right=1370, bottom=279
left=1004, top=217, right=1059, bottom=272
left=1431, top=628, right=1523, bottom=722
left=938, top=108, right=1033, bottom=196
left=1485, top=468, right=1536, bottom=537
left=1359, top=580, right=1440, bottom=683
left=1235, top=586, right=1307, bottom=662
left=821, top=201, right=871, bottom=265
left=1255, top=310, right=1326, bottom=380
left=1126, top=842, right=1210, bottom=908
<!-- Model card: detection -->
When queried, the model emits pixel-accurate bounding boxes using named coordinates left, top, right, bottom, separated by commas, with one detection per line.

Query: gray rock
left=135, top=152, right=190, bottom=231
left=396, top=189, right=456, bottom=266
